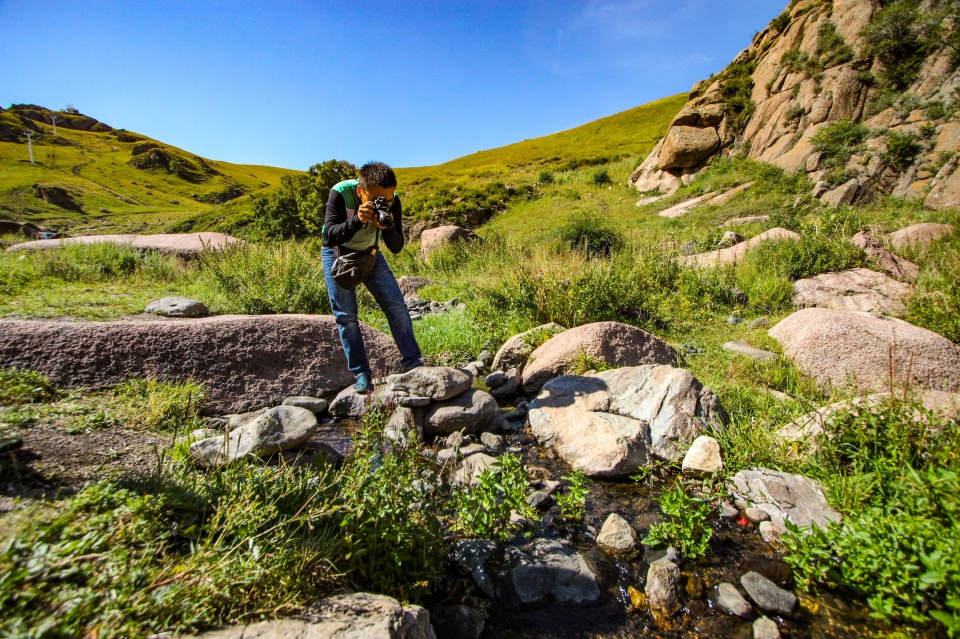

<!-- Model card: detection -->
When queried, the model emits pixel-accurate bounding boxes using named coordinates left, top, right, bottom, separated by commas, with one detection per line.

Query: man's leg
left=364, top=251, right=423, bottom=371
left=321, top=247, right=371, bottom=377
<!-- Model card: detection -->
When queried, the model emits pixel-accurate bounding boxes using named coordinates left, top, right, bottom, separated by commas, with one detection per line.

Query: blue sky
left=0, top=1, right=786, bottom=170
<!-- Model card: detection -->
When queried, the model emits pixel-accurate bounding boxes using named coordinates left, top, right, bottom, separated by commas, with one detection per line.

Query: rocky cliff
left=629, top=0, right=960, bottom=209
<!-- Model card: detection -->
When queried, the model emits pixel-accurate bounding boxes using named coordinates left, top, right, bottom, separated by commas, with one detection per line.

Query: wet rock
left=491, top=323, right=566, bottom=374
left=385, top=366, right=472, bottom=401
left=745, top=508, right=770, bottom=523
left=526, top=490, right=553, bottom=511
left=490, top=368, right=519, bottom=402
left=759, top=521, right=788, bottom=544
left=529, top=365, right=726, bottom=475
left=520, top=321, right=680, bottom=396
left=644, top=546, right=680, bottom=565
left=792, top=268, right=913, bottom=316
left=742, top=555, right=793, bottom=587
left=432, top=604, right=484, bottom=639
left=480, top=432, right=504, bottom=454
left=645, top=559, right=682, bottom=616
left=145, top=296, right=208, bottom=318
left=722, top=341, right=777, bottom=362
left=741, top=571, right=797, bottom=617
left=754, top=616, right=781, bottom=639
left=190, top=406, right=318, bottom=468
left=484, top=371, right=507, bottom=388
left=711, top=582, right=753, bottom=619
left=596, top=513, right=639, bottom=558
left=423, top=388, right=503, bottom=436
left=499, top=539, right=600, bottom=605
left=685, top=574, right=705, bottom=599
left=185, top=592, right=435, bottom=639
left=452, top=539, right=497, bottom=598
left=729, top=468, right=841, bottom=529
left=282, top=396, right=328, bottom=414
left=681, top=435, right=723, bottom=477
left=541, top=479, right=562, bottom=495
left=458, top=442, right=486, bottom=457
left=769, top=309, right=960, bottom=393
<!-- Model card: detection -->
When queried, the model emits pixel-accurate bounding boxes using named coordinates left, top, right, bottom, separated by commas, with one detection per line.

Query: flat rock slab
left=710, top=582, right=753, bottom=619
left=191, top=405, right=318, bottom=467
left=792, top=268, right=913, bottom=316
left=658, top=193, right=717, bottom=218
left=6, top=232, right=244, bottom=257
left=187, top=592, right=435, bottom=639
left=722, top=340, right=777, bottom=362
left=683, top=228, right=799, bottom=268
left=722, top=215, right=770, bottom=227
left=386, top=366, right=472, bottom=401
left=769, top=308, right=960, bottom=393
left=0, top=315, right=401, bottom=413
left=521, top=321, right=680, bottom=396
left=145, top=296, right=208, bottom=317
left=529, top=365, right=726, bottom=475
left=499, top=539, right=600, bottom=606
left=729, top=468, right=841, bottom=529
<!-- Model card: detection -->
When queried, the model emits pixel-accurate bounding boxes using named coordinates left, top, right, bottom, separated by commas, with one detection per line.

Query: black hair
left=358, top=161, right=397, bottom=190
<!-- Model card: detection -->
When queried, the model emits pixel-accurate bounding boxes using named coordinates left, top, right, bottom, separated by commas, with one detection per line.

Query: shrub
left=785, top=104, right=806, bottom=121
left=558, top=211, right=624, bottom=257
left=861, top=1, right=932, bottom=90
left=451, top=453, right=534, bottom=539
left=642, top=483, right=714, bottom=558
left=770, top=10, right=790, bottom=34
left=538, top=170, right=555, bottom=185
left=810, top=120, right=871, bottom=169
left=590, top=168, right=612, bottom=186
left=719, top=53, right=758, bottom=131
left=882, top=130, right=922, bottom=171
left=815, top=21, right=855, bottom=69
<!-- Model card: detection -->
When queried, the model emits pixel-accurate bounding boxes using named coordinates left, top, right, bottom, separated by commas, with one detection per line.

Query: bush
left=816, top=21, right=855, bottom=69
left=811, top=120, right=871, bottom=169
left=557, top=211, right=624, bottom=257
left=770, top=10, right=790, bottom=34
left=882, top=130, right=922, bottom=171
left=642, top=483, right=714, bottom=558
left=719, top=53, right=757, bottom=131
left=861, top=1, right=932, bottom=90
left=538, top=170, right=555, bottom=184
left=590, top=168, right=612, bottom=186
left=451, top=453, right=534, bottom=539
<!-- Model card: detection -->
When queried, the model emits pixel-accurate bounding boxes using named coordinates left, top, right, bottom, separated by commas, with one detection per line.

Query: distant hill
left=0, top=104, right=298, bottom=234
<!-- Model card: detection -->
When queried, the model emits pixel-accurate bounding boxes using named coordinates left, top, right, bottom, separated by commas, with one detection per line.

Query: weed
left=642, top=483, right=714, bottom=558
left=0, top=368, right=57, bottom=406
left=567, top=350, right=613, bottom=376
left=556, top=469, right=589, bottom=522
left=451, top=453, right=534, bottom=539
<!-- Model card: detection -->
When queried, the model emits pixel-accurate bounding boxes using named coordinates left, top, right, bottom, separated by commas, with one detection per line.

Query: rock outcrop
left=791, top=268, right=913, bottom=316
left=6, top=232, right=243, bottom=257
left=420, top=225, right=480, bottom=259
left=683, top=228, right=799, bottom=268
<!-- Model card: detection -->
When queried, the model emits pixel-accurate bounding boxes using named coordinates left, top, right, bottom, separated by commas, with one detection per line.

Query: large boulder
left=682, top=228, right=800, bottom=268
left=420, top=225, right=479, bottom=260
left=423, top=388, right=503, bottom=436
left=528, top=365, right=726, bottom=475
left=728, top=468, right=841, bottom=529
left=190, top=406, right=318, bottom=468
left=658, top=126, right=721, bottom=170
left=520, top=321, right=680, bottom=396
left=497, top=539, right=600, bottom=606
left=187, top=592, right=435, bottom=639
left=0, top=315, right=401, bottom=413
left=769, top=309, right=960, bottom=393
left=887, top=222, right=955, bottom=251
left=491, top=323, right=566, bottom=374
left=791, top=268, right=913, bottom=316
left=6, top=232, right=243, bottom=257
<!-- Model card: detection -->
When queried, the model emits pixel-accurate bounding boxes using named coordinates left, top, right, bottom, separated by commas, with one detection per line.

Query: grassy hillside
left=0, top=105, right=298, bottom=235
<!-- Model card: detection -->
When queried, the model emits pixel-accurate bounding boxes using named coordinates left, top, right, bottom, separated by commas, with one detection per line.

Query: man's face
left=358, top=184, right=396, bottom=207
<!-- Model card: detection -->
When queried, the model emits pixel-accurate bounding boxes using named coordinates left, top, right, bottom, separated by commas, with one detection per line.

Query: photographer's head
left=357, top=161, right=397, bottom=205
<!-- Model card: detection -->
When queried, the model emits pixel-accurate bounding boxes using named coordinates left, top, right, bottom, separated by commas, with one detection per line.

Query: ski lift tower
left=23, top=130, right=35, bottom=164
left=50, top=114, right=61, bottom=136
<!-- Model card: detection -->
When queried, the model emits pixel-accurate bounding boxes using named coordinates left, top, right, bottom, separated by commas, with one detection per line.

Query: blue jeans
left=322, top=247, right=423, bottom=378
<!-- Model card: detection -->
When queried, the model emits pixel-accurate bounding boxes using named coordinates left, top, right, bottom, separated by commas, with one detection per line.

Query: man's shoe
left=353, top=372, right=372, bottom=394
left=400, top=360, right=424, bottom=374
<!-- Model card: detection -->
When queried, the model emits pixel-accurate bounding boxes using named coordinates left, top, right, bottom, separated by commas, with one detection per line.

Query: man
left=321, top=161, right=423, bottom=393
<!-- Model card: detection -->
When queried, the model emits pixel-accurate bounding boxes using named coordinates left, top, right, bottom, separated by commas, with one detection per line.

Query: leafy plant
left=451, top=453, right=534, bottom=539
left=882, top=130, right=922, bottom=171
left=567, top=350, right=612, bottom=376
left=810, top=120, right=871, bottom=169
left=556, top=469, right=589, bottom=522
left=590, top=168, right=612, bottom=186
left=642, top=483, right=714, bottom=558
left=0, top=368, right=57, bottom=406
left=558, top=211, right=624, bottom=257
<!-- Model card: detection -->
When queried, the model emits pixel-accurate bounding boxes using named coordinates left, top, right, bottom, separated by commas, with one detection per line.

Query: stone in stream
left=529, top=365, right=726, bottom=476
left=145, top=296, right=208, bottom=317
left=681, top=435, right=723, bottom=477
left=190, top=406, right=318, bottom=468
left=526, top=491, right=553, bottom=511
left=596, top=513, right=639, bottom=558
left=184, top=591, right=435, bottom=639
left=644, top=545, right=680, bottom=565
left=645, top=559, right=682, bottom=616
left=759, top=521, right=788, bottom=544
left=480, top=432, right=504, bottom=454
left=745, top=508, right=770, bottom=523
left=282, top=396, right=328, bottom=414
left=484, top=370, right=507, bottom=389
left=710, top=582, right=754, bottom=619
left=741, top=571, right=797, bottom=617
left=490, top=368, right=519, bottom=402
left=452, top=539, right=498, bottom=598
left=432, top=604, right=484, bottom=639
left=729, top=468, right=841, bottom=529
left=451, top=453, right=499, bottom=486
left=423, top=388, right=503, bottom=436
left=754, top=616, right=781, bottom=639
left=498, top=538, right=600, bottom=606
left=385, top=366, right=472, bottom=401
left=720, top=502, right=740, bottom=519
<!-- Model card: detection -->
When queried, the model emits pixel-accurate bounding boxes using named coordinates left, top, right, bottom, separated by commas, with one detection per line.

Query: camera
left=372, top=196, right=393, bottom=229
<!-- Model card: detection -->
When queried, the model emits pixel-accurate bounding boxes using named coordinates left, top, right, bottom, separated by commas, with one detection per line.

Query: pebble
left=727, top=316, right=744, bottom=325
left=754, top=616, right=781, bottom=639
left=711, top=582, right=753, bottom=619
left=526, top=490, right=553, bottom=511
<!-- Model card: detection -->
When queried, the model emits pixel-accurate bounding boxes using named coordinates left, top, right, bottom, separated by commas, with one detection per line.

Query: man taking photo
left=321, top=161, right=423, bottom=393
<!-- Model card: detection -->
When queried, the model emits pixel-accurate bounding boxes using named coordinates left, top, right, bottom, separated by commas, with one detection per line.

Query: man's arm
left=381, top=195, right=405, bottom=254
left=322, top=189, right=364, bottom=247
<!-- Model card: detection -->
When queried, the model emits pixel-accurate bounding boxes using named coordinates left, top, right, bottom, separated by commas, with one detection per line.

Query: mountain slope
left=0, top=104, right=298, bottom=234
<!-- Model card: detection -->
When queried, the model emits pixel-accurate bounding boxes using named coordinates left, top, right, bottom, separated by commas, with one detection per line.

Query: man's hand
left=357, top=201, right=390, bottom=229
